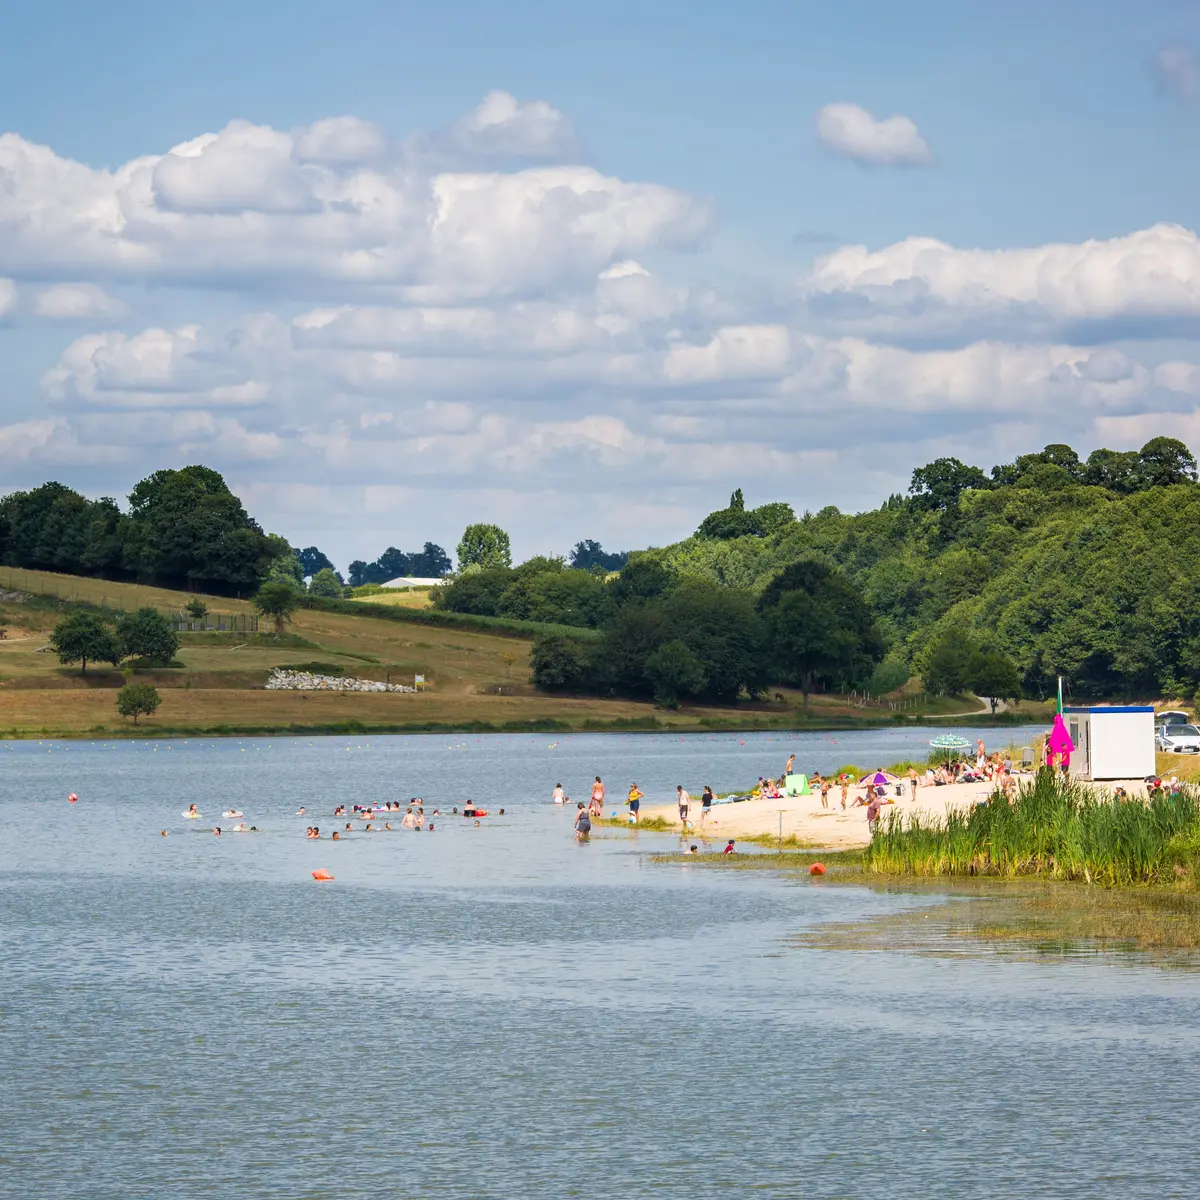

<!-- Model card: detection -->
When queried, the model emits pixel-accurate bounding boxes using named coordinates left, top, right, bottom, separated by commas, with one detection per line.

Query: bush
left=116, top=682, right=161, bottom=724
left=644, top=639, right=705, bottom=707
left=530, top=634, right=594, bottom=691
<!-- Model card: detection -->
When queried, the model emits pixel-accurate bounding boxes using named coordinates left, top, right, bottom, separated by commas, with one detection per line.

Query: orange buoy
left=809, top=862, right=826, bottom=876
left=67, top=793, right=78, bottom=803
left=311, top=869, right=335, bottom=881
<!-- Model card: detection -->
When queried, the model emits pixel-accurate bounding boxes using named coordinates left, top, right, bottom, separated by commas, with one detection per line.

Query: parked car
left=1158, top=710, right=1191, bottom=727
left=1157, top=724, right=1200, bottom=753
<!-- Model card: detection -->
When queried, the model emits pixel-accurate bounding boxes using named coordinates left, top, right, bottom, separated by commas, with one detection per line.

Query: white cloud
left=32, top=283, right=123, bottom=320
left=0, top=278, right=14, bottom=319
left=0, top=103, right=709, bottom=299
left=814, top=102, right=932, bottom=166
left=804, top=223, right=1200, bottom=343
left=1153, top=42, right=1200, bottom=103
left=444, top=90, right=579, bottom=161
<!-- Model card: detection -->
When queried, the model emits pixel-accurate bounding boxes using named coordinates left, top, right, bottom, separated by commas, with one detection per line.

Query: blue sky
left=1, top=1, right=1199, bottom=566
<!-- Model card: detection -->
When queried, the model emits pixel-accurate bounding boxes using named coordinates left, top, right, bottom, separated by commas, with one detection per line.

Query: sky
left=2, top=0, right=1200, bottom=568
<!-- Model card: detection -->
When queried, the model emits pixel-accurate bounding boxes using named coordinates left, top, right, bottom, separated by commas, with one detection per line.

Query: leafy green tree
left=456, top=523, right=512, bottom=571
left=908, top=458, right=991, bottom=511
left=568, top=539, right=628, bottom=571
left=435, top=568, right=514, bottom=616
left=529, top=633, right=594, bottom=691
left=609, top=556, right=675, bottom=605
left=117, top=607, right=180, bottom=666
left=1082, top=448, right=1141, bottom=492
left=253, top=579, right=301, bottom=634
left=966, top=648, right=1022, bottom=712
left=116, top=682, right=161, bottom=724
left=644, top=639, right=706, bottom=708
left=1137, top=436, right=1198, bottom=488
left=125, top=465, right=274, bottom=594
left=48, top=612, right=121, bottom=675
left=751, top=501, right=796, bottom=536
left=184, top=598, right=208, bottom=620
left=308, top=567, right=343, bottom=598
left=297, top=546, right=334, bottom=577
left=922, top=632, right=975, bottom=696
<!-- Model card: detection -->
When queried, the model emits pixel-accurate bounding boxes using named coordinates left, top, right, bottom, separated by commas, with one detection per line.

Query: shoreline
left=0, top=708, right=1038, bottom=742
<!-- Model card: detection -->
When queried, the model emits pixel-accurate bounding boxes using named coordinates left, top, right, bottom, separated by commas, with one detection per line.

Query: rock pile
left=265, top=668, right=416, bottom=693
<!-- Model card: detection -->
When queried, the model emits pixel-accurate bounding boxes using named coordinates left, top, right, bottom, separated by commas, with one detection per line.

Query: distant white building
left=379, top=576, right=444, bottom=589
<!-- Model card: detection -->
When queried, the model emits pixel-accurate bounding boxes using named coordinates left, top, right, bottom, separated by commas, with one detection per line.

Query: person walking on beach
left=784, top=753, right=796, bottom=780
left=840, top=777, right=850, bottom=809
left=819, top=778, right=831, bottom=809
left=627, top=783, right=643, bottom=823
left=677, top=785, right=691, bottom=828
left=701, top=785, right=713, bottom=824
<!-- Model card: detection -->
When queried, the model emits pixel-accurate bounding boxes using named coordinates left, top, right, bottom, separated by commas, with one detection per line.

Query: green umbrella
left=929, top=734, right=973, bottom=749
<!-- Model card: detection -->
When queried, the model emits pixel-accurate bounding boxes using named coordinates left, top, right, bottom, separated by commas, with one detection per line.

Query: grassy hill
left=0, top=565, right=1025, bottom=738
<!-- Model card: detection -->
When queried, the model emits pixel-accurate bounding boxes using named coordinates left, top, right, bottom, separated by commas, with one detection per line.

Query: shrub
left=116, top=682, right=161, bottom=724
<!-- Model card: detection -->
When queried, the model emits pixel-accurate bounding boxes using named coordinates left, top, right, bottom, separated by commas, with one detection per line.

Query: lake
left=3, top=727, right=1198, bottom=1199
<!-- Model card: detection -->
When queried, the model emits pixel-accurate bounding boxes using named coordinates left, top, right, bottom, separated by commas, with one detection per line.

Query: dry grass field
left=0, top=565, right=1040, bottom=739
left=0, top=566, right=799, bottom=736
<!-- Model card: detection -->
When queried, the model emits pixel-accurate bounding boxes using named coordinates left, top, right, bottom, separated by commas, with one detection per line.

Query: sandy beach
left=639, top=776, right=1151, bottom=849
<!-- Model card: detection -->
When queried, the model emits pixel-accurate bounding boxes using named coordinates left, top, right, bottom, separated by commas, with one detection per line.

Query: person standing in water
left=627, top=783, right=643, bottom=823
left=574, top=802, right=591, bottom=840
left=552, top=783, right=566, bottom=805
left=590, top=777, right=605, bottom=814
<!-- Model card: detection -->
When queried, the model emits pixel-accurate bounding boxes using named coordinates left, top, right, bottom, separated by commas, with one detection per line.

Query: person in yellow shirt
left=627, top=784, right=644, bottom=823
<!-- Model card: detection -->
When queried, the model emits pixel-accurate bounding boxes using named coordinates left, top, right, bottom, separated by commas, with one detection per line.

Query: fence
left=171, top=614, right=259, bottom=633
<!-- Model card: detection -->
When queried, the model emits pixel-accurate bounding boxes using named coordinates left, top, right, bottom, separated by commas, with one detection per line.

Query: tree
left=758, top=559, right=883, bottom=707
left=1082, top=448, right=1141, bottom=492
left=117, top=607, right=180, bottom=666
left=116, top=682, right=161, bottom=724
left=922, top=632, right=975, bottom=696
left=48, top=612, right=121, bottom=675
left=908, top=458, right=990, bottom=511
left=569, top=539, right=628, bottom=572
left=297, top=546, right=335, bottom=578
left=125, top=465, right=275, bottom=593
left=409, top=542, right=452, bottom=577
left=529, top=633, right=594, bottom=691
left=967, top=648, right=1022, bottom=712
left=456, top=524, right=512, bottom=571
left=253, top=579, right=301, bottom=633
left=751, top=501, right=796, bottom=536
left=644, top=639, right=706, bottom=708
left=1138, top=436, right=1198, bottom=489
left=185, top=598, right=208, bottom=620
left=308, top=567, right=343, bottom=598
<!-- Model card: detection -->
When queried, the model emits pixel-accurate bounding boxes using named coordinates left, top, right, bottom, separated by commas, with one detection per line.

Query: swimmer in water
left=428, top=823, right=435, bottom=831
left=498, top=808, right=505, bottom=815
left=160, top=830, right=168, bottom=837
left=332, top=831, right=340, bottom=840
left=384, top=822, right=392, bottom=831
left=297, top=807, right=306, bottom=815
left=186, top=804, right=199, bottom=818
left=474, top=819, right=481, bottom=827
left=213, top=826, right=221, bottom=836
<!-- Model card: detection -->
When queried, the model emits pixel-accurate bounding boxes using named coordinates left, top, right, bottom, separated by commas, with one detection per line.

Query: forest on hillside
left=436, top=437, right=1200, bottom=704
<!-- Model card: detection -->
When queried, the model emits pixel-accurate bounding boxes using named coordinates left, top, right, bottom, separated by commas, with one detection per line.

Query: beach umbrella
left=859, top=770, right=898, bottom=785
left=928, top=734, right=973, bottom=749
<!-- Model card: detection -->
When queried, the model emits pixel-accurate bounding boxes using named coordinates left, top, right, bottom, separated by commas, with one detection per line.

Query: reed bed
left=864, top=772, right=1200, bottom=886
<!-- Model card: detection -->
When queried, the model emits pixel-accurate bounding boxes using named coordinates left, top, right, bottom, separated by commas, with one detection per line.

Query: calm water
left=3, top=728, right=1198, bottom=1199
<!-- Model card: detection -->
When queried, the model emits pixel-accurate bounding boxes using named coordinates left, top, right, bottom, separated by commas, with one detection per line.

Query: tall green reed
left=863, top=772, right=1200, bottom=886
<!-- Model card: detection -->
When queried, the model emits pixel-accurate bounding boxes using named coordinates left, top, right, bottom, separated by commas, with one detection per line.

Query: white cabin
left=1063, top=706, right=1155, bottom=780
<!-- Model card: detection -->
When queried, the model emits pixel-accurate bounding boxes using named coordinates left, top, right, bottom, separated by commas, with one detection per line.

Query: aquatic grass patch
left=863, top=772, right=1200, bottom=886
